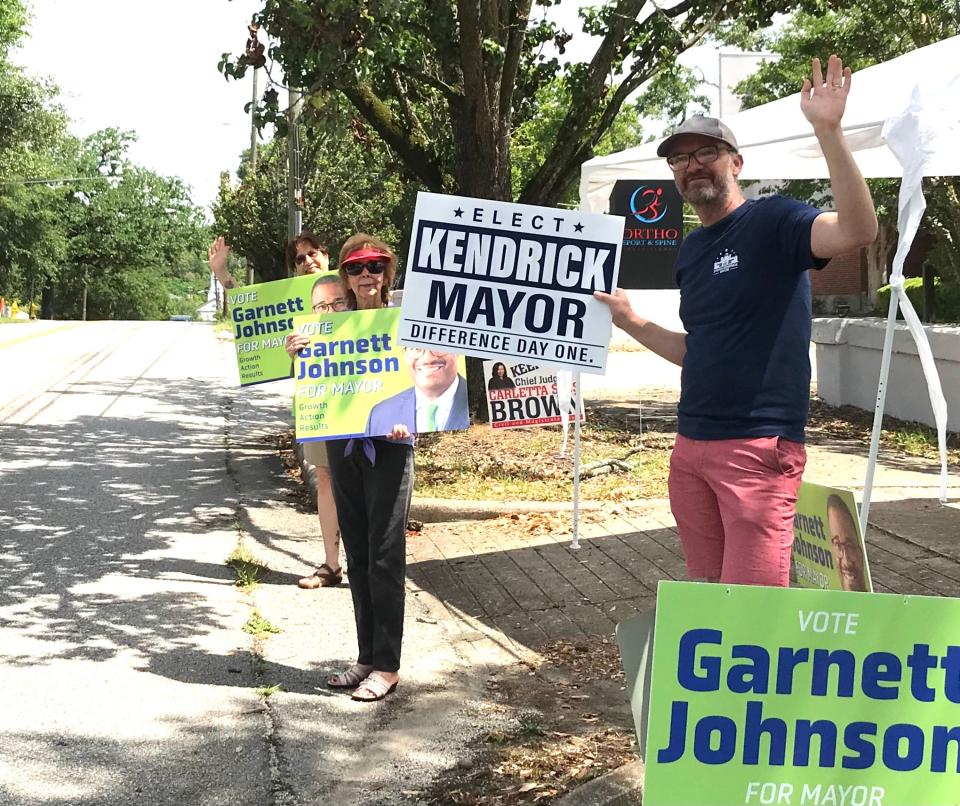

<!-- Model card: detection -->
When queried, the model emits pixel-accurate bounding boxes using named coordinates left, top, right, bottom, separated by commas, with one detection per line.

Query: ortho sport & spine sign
left=398, top=192, right=624, bottom=374
left=608, top=180, right=684, bottom=290
left=643, top=582, right=960, bottom=806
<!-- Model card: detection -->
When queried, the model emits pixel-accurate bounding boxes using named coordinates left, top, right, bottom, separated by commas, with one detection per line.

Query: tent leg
left=860, top=286, right=901, bottom=529
left=571, top=373, right=582, bottom=550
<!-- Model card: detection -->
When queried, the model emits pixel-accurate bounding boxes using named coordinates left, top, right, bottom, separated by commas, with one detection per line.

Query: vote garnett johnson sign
left=398, top=192, right=624, bottom=374
left=643, top=582, right=960, bottom=806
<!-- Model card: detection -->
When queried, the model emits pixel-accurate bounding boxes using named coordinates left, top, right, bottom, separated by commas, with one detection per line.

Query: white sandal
left=326, top=663, right=372, bottom=689
left=351, top=672, right=398, bottom=702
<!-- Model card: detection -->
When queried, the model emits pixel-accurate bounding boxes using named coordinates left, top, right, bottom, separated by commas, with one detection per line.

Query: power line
left=0, top=176, right=113, bottom=187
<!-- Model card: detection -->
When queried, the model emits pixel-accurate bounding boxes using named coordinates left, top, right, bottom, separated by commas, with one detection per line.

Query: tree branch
left=340, top=81, right=449, bottom=192
left=389, top=69, right=427, bottom=140
left=499, top=0, right=533, bottom=120
left=517, top=0, right=647, bottom=204
left=518, top=0, right=721, bottom=205
left=394, top=64, right=463, bottom=104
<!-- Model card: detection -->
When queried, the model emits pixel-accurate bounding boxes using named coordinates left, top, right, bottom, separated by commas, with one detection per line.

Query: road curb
left=297, top=444, right=633, bottom=522
left=554, top=761, right=644, bottom=806
left=409, top=497, right=610, bottom=523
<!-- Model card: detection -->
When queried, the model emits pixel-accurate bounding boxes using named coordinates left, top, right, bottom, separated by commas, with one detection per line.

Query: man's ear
left=731, top=153, right=744, bottom=178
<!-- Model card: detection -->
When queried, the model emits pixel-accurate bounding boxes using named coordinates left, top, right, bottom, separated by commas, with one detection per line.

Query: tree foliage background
left=213, top=0, right=788, bottom=284
left=719, top=0, right=960, bottom=317
left=0, top=1, right=210, bottom=320
left=221, top=1, right=793, bottom=206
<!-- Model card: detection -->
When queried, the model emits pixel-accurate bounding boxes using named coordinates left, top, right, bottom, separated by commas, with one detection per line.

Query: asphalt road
left=0, top=320, right=520, bottom=806
left=0, top=321, right=271, bottom=805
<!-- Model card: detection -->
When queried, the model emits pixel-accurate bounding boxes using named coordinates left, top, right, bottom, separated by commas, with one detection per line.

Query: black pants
left=326, top=438, right=414, bottom=672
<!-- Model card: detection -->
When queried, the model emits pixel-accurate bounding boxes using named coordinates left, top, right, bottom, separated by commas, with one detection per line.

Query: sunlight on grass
left=226, top=544, right=268, bottom=588
left=243, top=610, right=282, bottom=636
left=415, top=415, right=670, bottom=501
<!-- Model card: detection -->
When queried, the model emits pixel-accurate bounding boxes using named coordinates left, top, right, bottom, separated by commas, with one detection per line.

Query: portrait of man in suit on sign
left=364, top=347, right=469, bottom=437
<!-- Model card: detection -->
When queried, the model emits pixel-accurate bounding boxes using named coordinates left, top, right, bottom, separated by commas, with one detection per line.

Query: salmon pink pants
left=667, top=434, right=806, bottom=587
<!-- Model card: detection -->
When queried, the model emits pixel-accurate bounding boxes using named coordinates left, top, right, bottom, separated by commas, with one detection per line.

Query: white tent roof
left=579, top=36, right=960, bottom=213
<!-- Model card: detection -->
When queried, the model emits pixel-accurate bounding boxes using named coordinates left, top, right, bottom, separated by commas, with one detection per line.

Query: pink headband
left=341, top=247, right=390, bottom=264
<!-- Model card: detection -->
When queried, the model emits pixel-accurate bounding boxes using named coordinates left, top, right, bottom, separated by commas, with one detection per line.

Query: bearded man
left=596, top=56, right=878, bottom=587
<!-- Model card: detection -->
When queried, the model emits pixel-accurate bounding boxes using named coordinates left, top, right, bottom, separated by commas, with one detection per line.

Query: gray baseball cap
left=656, top=115, right=739, bottom=157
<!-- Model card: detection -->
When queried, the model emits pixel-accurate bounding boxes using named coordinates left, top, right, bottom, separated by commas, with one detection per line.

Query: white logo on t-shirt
left=713, top=249, right=739, bottom=275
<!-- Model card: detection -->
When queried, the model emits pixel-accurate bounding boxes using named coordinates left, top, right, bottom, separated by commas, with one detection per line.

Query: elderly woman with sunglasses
left=321, top=233, right=413, bottom=703
left=209, top=232, right=346, bottom=592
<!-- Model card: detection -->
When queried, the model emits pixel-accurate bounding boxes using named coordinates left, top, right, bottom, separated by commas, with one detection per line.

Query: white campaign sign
left=398, top=192, right=624, bottom=374
left=482, top=359, right=585, bottom=430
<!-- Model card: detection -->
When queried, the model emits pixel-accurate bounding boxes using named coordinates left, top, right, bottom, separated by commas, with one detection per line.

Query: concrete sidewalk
left=400, top=415, right=959, bottom=804
left=232, top=379, right=959, bottom=804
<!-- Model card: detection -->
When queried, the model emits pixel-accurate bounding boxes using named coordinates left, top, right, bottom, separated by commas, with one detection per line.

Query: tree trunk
left=41, top=285, right=54, bottom=319
left=451, top=84, right=512, bottom=420
left=864, top=223, right=896, bottom=307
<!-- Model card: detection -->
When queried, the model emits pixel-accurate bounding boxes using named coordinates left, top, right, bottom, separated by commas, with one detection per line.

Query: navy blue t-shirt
left=676, top=195, right=826, bottom=443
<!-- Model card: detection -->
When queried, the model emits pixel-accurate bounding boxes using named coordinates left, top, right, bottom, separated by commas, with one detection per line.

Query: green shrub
left=875, top=277, right=960, bottom=324
left=938, top=283, right=960, bottom=324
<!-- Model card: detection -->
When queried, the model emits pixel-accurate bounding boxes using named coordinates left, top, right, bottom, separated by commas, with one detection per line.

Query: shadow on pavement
left=405, top=520, right=685, bottom=653
left=0, top=377, right=275, bottom=669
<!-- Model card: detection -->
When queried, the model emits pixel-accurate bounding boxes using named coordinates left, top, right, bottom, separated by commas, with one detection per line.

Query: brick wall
left=812, top=250, right=865, bottom=294
left=810, top=232, right=934, bottom=297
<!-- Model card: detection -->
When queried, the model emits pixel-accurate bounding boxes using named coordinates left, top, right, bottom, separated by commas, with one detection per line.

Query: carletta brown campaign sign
left=483, top=360, right=584, bottom=429
left=398, top=192, right=624, bottom=375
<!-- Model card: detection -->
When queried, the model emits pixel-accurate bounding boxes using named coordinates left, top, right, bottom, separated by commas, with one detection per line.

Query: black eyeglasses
left=312, top=298, right=349, bottom=313
left=344, top=260, right=388, bottom=276
left=295, top=249, right=326, bottom=265
left=665, top=144, right=734, bottom=172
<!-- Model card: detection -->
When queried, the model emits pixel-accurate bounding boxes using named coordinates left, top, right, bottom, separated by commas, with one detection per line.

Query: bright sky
left=13, top=0, right=271, bottom=212
left=11, top=0, right=768, bottom=214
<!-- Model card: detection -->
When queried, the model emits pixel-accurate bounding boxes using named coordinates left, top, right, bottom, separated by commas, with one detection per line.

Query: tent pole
left=860, top=286, right=901, bottom=529
left=571, top=372, right=582, bottom=550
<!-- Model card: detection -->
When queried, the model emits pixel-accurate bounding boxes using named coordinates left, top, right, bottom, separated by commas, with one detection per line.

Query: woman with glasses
left=323, top=233, right=413, bottom=702
left=286, top=232, right=330, bottom=275
left=285, top=263, right=349, bottom=590
left=209, top=233, right=345, bottom=590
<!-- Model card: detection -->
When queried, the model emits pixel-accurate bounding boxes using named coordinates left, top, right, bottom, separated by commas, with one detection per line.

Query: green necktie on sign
left=427, top=403, right=439, bottom=431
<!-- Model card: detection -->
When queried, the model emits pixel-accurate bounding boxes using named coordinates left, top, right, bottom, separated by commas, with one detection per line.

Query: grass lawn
left=415, top=402, right=672, bottom=501
left=412, top=395, right=959, bottom=504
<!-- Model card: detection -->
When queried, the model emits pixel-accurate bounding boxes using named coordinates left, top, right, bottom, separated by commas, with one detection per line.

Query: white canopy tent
left=579, top=35, right=960, bottom=206
left=571, top=36, right=960, bottom=542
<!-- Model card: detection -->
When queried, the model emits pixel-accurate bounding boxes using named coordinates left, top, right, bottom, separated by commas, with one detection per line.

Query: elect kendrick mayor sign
left=644, top=582, right=960, bottom=806
left=609, top=180, right=683, bottom=290
left=398, top=192, right=623, bottom=374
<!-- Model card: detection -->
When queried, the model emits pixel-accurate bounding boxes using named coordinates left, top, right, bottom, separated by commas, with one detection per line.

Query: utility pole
left=250, top=68, right=259, bottom=175
left=287, top=87, right=304, bottom=249
left=244, top=22, right=266, bottom=286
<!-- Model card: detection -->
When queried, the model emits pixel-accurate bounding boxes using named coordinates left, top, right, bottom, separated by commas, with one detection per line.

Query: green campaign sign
left=229, top=274, right=317, bottom=386
left=293, top=307, right=468, bottom=441
left=644, top=582, right=960, bottom=806
left=792, top=482, right=872, bottom=593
